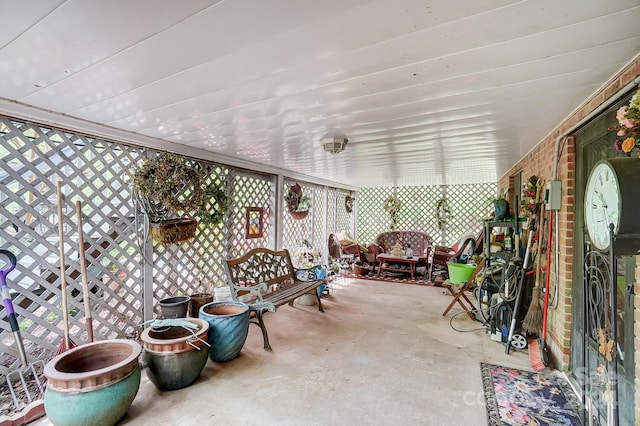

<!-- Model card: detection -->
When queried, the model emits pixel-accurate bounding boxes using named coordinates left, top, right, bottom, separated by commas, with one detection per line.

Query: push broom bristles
left=522, top=286, right=543, bottom=335
left=527, top=338, right=547, bottom=371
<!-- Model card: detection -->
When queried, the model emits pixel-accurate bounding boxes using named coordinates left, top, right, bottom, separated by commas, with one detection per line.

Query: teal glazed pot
left=199, top=301, right=250, bottom=362
left=141, top=318, right=210, bottom=391
left=43, top=339, right=141, bottom=426
left=494, top=199, right=509, bottom=220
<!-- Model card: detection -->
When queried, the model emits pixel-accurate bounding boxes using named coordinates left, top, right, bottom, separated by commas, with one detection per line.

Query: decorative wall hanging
left=520, top=175, right=543, bottom=217
left=130, top=152, right=204, bottom=243
left=345, top=195, right=354, bottom=213
left=131, top=152, right=204, bottom=214
left=284, top=183, right=311, bottom=220
left=612, top=88, right=640, bottom=155
left=199, top=182, right=230, bottom=226
left=435, top=198, right=451, bottom=230
left=383, top=194, right=402, bottom=230
left=245, top=206, right=263, bottom=239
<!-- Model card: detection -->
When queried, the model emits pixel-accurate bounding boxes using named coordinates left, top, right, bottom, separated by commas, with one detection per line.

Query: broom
left=55, top=181, right=77, bottom=355
left=527, top=203, right=552, bottom=371
left=522, top=203, right=545, bottom=335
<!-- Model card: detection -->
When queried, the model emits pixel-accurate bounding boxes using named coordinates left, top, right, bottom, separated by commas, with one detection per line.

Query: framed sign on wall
left=245, top=206, right=263, bottom=239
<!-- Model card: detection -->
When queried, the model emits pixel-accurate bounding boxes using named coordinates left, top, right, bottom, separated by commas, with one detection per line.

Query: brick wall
left=498, top=57, right=640, bottom=419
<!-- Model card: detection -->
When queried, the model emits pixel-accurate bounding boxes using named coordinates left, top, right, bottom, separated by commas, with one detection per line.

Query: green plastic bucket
left=447, top=263, right=477, bottom=285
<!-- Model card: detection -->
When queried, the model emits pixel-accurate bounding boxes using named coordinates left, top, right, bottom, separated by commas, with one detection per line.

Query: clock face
left=584, top=161, right=621, bottom=250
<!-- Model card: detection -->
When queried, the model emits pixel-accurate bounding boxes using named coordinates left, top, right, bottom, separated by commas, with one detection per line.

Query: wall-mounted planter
left=289, top=210, right=309, bottom=220
left=150, top=217, right=198, bottom=244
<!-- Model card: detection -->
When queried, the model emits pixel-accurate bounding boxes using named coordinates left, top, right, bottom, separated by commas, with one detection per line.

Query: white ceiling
left=1, top=0, right=639, bottom=188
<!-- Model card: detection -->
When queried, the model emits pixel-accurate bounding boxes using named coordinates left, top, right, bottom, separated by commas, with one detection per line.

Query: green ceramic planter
left=141, top=318, right=210, bottom=391
left=43, top=339, right=141, bottom=426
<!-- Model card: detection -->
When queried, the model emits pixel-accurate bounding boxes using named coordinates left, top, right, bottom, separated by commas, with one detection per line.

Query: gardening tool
left=505, top=196, right=533, bottom=354
left=1, top=249, right=46, bottom=407
left=75, top=200, right=94, bottom=342
left=55, top=181, right=77, bottom=354
left=522, top=203, right=546, bottom=335
left=536, top=202, right=554, bottom=369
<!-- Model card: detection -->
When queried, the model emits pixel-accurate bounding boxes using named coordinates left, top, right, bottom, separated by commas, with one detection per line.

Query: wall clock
left=584, top=157, right=640, bottom=254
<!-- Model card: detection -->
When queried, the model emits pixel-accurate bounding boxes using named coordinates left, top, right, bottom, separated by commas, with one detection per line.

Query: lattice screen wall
left=281, top=181, right=353, bottom=259
left=0, top=115, right=352, bottom=375
left=357, top=183, right=496, bottom=247
left=0, top=119, right=143, bottom=374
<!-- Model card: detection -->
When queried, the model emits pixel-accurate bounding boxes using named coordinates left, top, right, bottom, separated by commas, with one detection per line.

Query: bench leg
left=316, top=291, right=324, bottom=312
left=250, top=309, right=272, bottom=351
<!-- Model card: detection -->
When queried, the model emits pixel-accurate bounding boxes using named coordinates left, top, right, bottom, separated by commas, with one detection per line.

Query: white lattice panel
left=357, top=183, right=496, bottom=246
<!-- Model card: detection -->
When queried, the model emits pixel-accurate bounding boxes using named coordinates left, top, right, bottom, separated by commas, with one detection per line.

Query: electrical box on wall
left=545, top=180, right=562, bottom=210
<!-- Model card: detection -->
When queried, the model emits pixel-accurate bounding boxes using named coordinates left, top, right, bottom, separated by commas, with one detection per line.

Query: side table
left=377, top=254, right=420, bottom=280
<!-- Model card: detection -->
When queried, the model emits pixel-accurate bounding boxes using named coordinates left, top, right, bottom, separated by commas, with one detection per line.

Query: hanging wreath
left=435, top=198, right=451, bottom=230
left=131, top=152, right=204, bottom=213
left=383, top=194, right=402, bottom=230
left=345, top=195, right=354, bottom=213
left=198, top=183, right=230, bottom=225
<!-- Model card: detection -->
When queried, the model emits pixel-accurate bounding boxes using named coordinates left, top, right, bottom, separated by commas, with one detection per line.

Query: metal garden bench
left=222, top=248, right=326, bottom=351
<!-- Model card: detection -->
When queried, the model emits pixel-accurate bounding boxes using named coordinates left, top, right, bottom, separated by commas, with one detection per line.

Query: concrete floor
left=33, top=277, right=533, bottom=426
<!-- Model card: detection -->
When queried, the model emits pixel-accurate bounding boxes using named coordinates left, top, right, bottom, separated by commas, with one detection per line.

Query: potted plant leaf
left=131, top=152, right=205, bottom=243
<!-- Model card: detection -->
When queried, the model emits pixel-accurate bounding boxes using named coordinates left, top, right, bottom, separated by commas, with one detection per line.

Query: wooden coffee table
left=377, top=253, right=421, bottom=280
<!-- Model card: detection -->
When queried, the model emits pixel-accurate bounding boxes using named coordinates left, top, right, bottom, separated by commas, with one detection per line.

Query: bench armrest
left=228, top=281, right=277, bottom=313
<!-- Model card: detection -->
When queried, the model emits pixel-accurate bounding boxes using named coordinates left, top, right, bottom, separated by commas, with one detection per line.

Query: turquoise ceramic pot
left=494, top=199, right=509, bottom=220
left=199, top=301, right=250, bottom=362
left=44, top=340, right=141, bottom=426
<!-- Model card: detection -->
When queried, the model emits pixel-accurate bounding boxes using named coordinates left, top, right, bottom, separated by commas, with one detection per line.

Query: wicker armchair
left=328, top=232, right=367, bottom=264
left=428, top=231, right=483, bottom=282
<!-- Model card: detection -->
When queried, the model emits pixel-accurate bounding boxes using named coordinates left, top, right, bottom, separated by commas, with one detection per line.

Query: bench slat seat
left=222, top=248, right=325, bottom=350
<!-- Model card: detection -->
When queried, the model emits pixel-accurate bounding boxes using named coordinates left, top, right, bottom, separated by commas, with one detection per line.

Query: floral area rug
left=481, top=363, right=582, bottom=425
left=342, top=270, right=434, bottom=286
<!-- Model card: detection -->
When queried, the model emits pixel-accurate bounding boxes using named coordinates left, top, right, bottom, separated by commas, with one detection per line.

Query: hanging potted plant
left=131, top=152, right=205, bottom=244
left=285, top=183, right=311, bottom=220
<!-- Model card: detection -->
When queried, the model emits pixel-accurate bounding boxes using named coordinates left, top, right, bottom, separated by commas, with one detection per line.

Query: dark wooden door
left=573, top=97, right=635, bottom=425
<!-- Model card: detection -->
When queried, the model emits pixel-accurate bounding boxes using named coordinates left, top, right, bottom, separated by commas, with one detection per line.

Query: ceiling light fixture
left=320, top=136, right=348, bottom=154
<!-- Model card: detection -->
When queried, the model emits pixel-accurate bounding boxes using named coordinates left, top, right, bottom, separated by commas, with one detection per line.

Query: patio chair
left=429, top=230, right=483, bottom=282
left=328, top=232, right=368, bottom=266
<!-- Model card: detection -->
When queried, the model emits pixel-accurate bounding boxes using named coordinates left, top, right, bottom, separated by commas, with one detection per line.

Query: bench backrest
left=222, top=248, right=295, bottom=295
left=374, top=230, right=432, bottom=256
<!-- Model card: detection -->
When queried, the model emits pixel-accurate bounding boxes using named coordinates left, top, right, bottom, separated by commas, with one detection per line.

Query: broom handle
left=534, top=204, right=546, bottom=289
left=76, top=201, right=94, bottom=343
left=56, top=182, right=71, bottom=350
left=541, top=206, right=553, bottom=340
